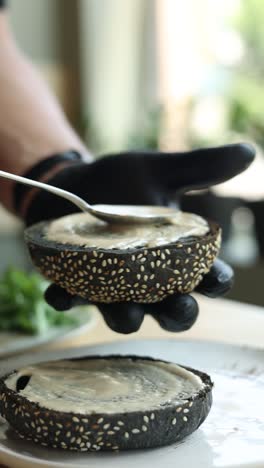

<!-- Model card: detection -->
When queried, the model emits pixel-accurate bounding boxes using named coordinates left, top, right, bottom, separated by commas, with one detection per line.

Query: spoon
left=0, top=170, right=178, bottom=225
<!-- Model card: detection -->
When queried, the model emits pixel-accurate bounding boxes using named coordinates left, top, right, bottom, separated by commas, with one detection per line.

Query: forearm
left=0, top=9, right=92, bottom=214
left=0, top=126, right=90, bottom=214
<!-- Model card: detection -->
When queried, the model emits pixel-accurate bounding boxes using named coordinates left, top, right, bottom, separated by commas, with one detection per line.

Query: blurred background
left=1, top=0, right=264, bottom=306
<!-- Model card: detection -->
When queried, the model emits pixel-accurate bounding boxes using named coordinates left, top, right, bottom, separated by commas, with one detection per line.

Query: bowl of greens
left=0, top=267, right=96, bottom=356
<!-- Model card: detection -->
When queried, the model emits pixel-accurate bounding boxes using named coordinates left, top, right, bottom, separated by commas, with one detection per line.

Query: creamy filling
left=45, top=210, right=209, bottom=249
left=5, top=358, right=204, bottom=414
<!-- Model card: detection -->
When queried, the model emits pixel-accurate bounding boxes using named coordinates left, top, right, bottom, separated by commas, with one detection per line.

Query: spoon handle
left=0, top=170, right=90, bottom=213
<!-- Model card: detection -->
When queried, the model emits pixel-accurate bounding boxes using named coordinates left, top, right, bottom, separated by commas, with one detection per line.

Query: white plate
left=0, top=306, right=97, bottom=358
left=0, top=339, right=263, bottom=468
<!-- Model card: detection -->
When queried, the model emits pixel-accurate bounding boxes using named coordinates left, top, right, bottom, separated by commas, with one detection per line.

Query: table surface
left=0, top=295, right=263, bottom=468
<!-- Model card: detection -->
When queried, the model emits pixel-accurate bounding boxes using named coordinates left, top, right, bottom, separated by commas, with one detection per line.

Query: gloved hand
left=23, top=143, right=255, bottom=333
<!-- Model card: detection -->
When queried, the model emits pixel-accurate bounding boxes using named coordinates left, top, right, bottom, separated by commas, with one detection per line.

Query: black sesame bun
left=0, top=356, right=213, bottom=452
left=24, top=212, right=221, bottom=304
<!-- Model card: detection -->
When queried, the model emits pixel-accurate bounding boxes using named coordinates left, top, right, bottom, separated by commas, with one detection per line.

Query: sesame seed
left=143, top=415, right=149, bottom=423
left=66, top=431, right=71, bottom=437
left=183, top=408, right=189, bottom=413
left=107, top=431, right=115, bottom=435
left=156, top=260, right=161, bottom=267
left=114, top=426, right=120, bottom=431
left=137, top=274, right=141, bottom=280
left=150, top=413, right=155, bottom=420
left=92, top=444, right=100, bottom=451
left=176, top=407, right=182, bottom=413
left=72, top=416, right=80, bottom=422
left=189, top=402, right=193, bottom=407
left=151, top=262, right=155, bottom=268
left=140, top=265, right=145, bottom=272
left=183, top=416, right=188, bottom=422
left=118, top=421, right=124, bottom=426
left=172, top=418, right=177, bottom=425
left=125, top=432, right=130, bottom=438
left=132, top=428, right=140, bottom=434
left=97, top=417, right=104, bottom=424
left=142, top=425, right=148, bottom=431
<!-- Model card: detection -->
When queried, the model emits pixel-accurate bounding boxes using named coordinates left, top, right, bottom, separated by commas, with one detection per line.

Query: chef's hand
left=24, top=143, right=255, bottom=333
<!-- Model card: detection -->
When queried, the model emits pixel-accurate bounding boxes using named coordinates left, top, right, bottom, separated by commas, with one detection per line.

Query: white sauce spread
left=5, top=358, right=204, bottom=414
left=45, top=211, right=209, bottom=249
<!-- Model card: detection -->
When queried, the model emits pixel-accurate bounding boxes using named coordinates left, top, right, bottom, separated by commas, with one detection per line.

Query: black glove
left=20, top=143, right=255, bottom=333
